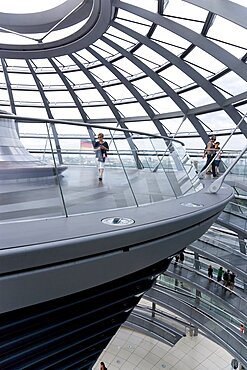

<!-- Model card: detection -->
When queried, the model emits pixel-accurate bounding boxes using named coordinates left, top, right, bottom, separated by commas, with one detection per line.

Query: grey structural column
left=69, top=54, right=143, bottom=169
left=26, top=60, right=63, bottom=165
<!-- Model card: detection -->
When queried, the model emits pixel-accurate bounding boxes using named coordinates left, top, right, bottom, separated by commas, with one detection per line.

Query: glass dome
left=0, top=0, right=246, bottom=153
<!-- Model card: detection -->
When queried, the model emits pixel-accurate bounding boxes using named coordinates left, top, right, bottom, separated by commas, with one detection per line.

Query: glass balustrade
left=157, top=275, right=246, bottom=334
left=0, top=114, right=203, bottom=223
left=188, top=149, right=247, bottom=183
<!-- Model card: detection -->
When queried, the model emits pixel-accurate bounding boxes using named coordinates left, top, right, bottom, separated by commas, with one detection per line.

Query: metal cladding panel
left=0, top=259, right=170, bottom=370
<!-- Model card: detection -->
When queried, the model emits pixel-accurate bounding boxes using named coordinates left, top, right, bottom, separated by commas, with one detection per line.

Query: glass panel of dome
left=99, top=31, right=136, bottom=53
left=74, top=50, right=96, bottom=64
left=148, top=97, right=181, bottom=114
left=50, top=107, right=83, bottom=120
left=17, top=117, right=48, bottom=135
left=90, top=66, right=120, bottom=83
left=54, top=124, right=89, bottom=136
left=116, top=8, right=153, bottom=28
left=159, top=65, right=193, bottom=87
left=159, top=118, right=186, bottom=134
left=7, top=72, right=35, bottom=86
left=120, top=0, right=157, bottom=12
left=112, top=58, right=143, bottom=77
left=184, top=47, right=226, bottom=76
left=63, top=71, right=92, bottom=87
left=133, top=45, right=169, bottom=68
left=104, top=85, right=134, bottom=101
left=36, top=73, right=65, bottom=87
left=165, top=0, right=207, bottom=21
left=45, top=91, right=76, bottom=104
left=180, top=87, right=216, bottom=107
left=0, top=90, right=11, bottom=102
left=12, top=90, right=44, bottom=104
left=170, top=18, right=203, bottom=34
left=212, top=71, right=247, bottom=96
left=53, top=56, right=76, bottom=69
left=4, top=59, right=28, bottom=68
left=16, top=106, right=49, bottom=119
left=75, top=89, right=105, bottom=104
left=116, top=102, right=150, bottom=118
left=126, top=120, right=159, bottom=134
left=199, top=111, right=237, bottom=133
left=84, top=106, right=115, bottom=119
left=151, top=26, right=190, bottom=53
left=1, top=0, right=67, bottom=13
left=132, top=77, right=163, bottom=96
left=207, top=16, right=247, bottom=51
left=92, top=40, right=118, bottom=59
left=30, top=59, right=54, bottom=69
left=210, top=39, right=246, bottom=59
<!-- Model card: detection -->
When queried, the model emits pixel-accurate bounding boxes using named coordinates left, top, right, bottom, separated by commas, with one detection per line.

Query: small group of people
left=201, top=135, right=221, bottom=177
left=208, top=265, right=236, bottom=292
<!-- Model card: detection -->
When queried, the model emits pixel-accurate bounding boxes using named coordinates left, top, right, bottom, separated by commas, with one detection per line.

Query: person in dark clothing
left=208, top=265, right=213, bottom=280
left=100, top=361, right=107, bottom=370
left=179, top=252, right=184, bottom=264
left=174, top=255, right=179, bottom=267
left=200, top=135, right=217, bottom=177
left=223, top=269, right=230, bottom=289
left=229, top=271, right=236, bottom=293
left=94, top=133, right=109, bottom=181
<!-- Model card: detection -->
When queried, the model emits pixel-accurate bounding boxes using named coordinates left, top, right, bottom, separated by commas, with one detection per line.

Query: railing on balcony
left=0, top=113, right=202, bottom=223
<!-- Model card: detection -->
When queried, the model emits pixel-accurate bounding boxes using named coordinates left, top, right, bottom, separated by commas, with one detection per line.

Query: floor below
left=93, top=326, right=234, bottom=370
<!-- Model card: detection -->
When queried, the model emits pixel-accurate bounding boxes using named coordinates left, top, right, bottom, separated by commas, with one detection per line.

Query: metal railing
left=0, top=113, right=202, bottom=223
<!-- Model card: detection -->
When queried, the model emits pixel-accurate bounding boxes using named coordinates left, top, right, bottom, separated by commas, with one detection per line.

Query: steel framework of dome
left=0, top=1, right=247, bottom=370
left=0, top=0, right=246, bottom=151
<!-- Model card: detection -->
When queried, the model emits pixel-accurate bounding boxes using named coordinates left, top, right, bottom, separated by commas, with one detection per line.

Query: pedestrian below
left=223, top=269, right=230, bottom=289
left=208, top=265, right=213, bottom=280
left=240, top=324, right=245, bottom=334
left=214, top=141, right=221, bottom=175
left=174, top=255, right=179, bottom=267
left=94, top=133, right=109, bottom=181
left=229, top=271, right=236, bottom=293
left=100, top=361, right=107, bottom=370
left=217, top=266, right=224, bottom=283
left=179, top=252, right=185, bottom=265
left=200, top=135, right=217, bottom=177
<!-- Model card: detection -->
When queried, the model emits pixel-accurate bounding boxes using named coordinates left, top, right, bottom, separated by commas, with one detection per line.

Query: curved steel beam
left=0, top=0, right=112, bottom=59
left=111, top=20, right=247, bottom=139
left=26, top=60, right=63, bottom=164
left=0, top=1, right=91, bottom=33
left=113, top=1, right=247, bottom=82
left=183, top=0, right=247, bottom=29
left=69, top=53, right=143, bottom=168
left=87, top=46, right=169, bottom=139
left=101, top=34, right=209, bottom=141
